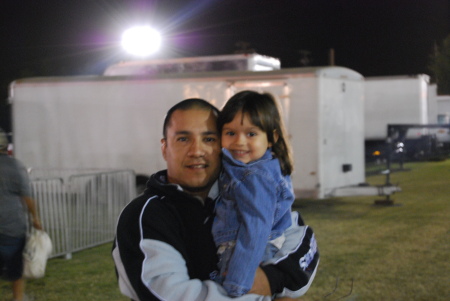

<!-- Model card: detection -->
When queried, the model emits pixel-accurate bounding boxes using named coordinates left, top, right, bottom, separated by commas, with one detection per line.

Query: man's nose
left=188, top=139, right=205, bottom=156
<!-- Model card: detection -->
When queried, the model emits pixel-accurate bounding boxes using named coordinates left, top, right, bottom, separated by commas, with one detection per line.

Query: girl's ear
left=269, top=129, right=279, bottom=147
left=273, top=130, right=279, bottom=142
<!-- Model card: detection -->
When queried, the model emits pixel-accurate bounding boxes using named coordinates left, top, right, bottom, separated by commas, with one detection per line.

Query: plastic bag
left=23, top=228, right=53, bottom=279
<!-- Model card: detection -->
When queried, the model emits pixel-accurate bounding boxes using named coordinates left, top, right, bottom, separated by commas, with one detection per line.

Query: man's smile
left=186, top=162, right=208, bottom=169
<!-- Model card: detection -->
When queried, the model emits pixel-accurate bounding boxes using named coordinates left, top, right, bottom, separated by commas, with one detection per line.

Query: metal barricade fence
left=29, top=168, right=114, bottom=184
left=30, top=178, right=70, bottom=258
left=30, top=169, right=136, bottom=259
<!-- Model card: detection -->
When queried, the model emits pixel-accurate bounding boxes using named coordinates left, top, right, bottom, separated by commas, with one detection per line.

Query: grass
left=1, top=160, right=449, bottom=300
left=296, top=159, right=450, bottom=301
left=0, top=243, right=127, bottom=301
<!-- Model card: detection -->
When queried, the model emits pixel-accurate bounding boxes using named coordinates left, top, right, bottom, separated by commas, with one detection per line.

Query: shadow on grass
left=294, top=198, right=342, bottom=208
left=292, top=195, right=405, bottom=223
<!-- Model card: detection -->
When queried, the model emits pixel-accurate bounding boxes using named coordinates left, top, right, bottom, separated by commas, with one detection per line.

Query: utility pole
left=329, top=48, right=335, bottom=66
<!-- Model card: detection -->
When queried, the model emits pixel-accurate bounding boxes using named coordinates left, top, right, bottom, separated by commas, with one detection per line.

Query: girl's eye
left=225, top=131, right=235, bottom=136
left=248, top=132, right=257, bottom=137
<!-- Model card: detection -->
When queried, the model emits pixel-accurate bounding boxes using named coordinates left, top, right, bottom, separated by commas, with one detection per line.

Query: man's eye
left=177, top=137, right=188, bottom=142
left=205, top=137, right=217, bottom=142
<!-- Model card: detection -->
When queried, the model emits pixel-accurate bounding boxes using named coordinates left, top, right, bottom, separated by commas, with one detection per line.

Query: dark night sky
left=1, top=0, right=449, bottom=130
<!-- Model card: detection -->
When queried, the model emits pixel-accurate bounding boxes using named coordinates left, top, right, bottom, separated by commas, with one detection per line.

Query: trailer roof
left=103, top=53, right=282, bottom=75
left=365, top=74, right=430, bottom=82
left=11, top=66, right=363, bottom=87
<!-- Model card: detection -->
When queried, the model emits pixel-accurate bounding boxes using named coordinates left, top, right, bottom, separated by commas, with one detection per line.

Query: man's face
left=161, top=108, right=221, bottom=198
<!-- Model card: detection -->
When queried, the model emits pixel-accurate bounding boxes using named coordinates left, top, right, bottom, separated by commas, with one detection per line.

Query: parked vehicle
left=364, top=75, right=448, bottom=161
left=432, top=90, right=450, bottom=149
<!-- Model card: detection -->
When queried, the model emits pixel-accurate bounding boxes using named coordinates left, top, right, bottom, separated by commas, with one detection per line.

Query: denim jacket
left=212, top=148, right=295, bottom=296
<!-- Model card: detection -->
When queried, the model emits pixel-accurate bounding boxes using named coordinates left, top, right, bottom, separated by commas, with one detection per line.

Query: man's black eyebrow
left=173, top=131, right=218, bottom=135
left=174, top=131, right=191, bottom=135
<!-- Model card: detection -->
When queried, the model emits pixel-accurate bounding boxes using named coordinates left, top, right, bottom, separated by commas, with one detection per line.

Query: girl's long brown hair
left=219, top=90, right=293, bottom=175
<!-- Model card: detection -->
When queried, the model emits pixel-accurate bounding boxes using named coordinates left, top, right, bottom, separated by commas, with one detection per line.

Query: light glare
left=121, top=26, right=161, bottom=57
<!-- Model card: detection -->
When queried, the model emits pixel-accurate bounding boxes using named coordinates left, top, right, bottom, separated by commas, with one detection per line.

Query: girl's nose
left=234, top=134, right=245, bottom=146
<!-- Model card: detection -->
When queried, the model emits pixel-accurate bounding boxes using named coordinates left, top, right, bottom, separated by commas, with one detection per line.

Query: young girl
left=212, top=90, right=295, bottom=297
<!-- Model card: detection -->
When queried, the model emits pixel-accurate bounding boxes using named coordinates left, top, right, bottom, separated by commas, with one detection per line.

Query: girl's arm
left=223, top=172, right=278, bottom=296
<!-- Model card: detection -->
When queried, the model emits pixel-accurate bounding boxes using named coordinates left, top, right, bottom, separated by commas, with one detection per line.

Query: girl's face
left=221, top=111, right=271, bottom=164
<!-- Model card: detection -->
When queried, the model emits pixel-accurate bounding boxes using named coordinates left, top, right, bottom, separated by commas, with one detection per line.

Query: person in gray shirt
left=0, top=128, right=42, bottom=301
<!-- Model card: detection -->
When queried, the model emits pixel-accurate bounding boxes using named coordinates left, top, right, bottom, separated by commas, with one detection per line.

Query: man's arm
left=261, top=211, right=320, bottom=299
left=113, top=212, right=317, bottom=301
left=113, top=237, right=273, bottom=301
left=113, top=195, right=272, bottom=301
left=248, top=267, right=271, bottom=296
left=249, top=267, right=306, bottom=301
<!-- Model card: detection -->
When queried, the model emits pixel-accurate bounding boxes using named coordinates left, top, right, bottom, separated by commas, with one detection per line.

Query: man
left=0, top=128, right=42, bottom=301
left=112, top=99, right=319, bottom=300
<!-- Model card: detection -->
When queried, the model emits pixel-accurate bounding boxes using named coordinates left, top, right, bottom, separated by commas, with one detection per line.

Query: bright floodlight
left=121, top=26, right=161, bottom=57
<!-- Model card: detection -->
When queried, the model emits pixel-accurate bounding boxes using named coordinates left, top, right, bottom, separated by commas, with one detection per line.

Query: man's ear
left=161, top=138, right=167, bottom=161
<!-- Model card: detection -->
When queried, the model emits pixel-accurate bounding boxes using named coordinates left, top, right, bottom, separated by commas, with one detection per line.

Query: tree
left=429, top=34, right=450, bottom=95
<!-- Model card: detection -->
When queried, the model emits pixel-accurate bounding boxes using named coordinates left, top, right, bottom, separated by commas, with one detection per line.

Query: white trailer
left=364, top=74, right=444, bottom=160
left=436, top=95, right=450, bottom=125
left=365, top=74, right=431, bottom=140
left=10, top=62, right=394, bottom=199
left=428, top=84, right=450, bottom=145
left=436, top=95, right=450, bottom=144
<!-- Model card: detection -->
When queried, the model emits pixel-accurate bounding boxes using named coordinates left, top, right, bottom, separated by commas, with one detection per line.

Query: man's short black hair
left=162, top=98, right=220, bottom=138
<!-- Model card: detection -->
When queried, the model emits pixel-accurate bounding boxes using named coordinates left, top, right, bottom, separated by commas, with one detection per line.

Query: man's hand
left=248, top=267, right=271, bottom=296
left=249, top=268, right=301, bottom=300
